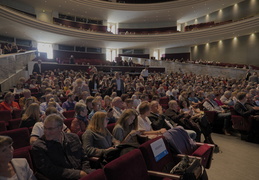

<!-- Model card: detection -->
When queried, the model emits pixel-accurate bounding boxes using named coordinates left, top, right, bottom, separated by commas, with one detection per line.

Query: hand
left=160, top=128, right=167, bottom=134
left=79, top=171, right=87, bottom=178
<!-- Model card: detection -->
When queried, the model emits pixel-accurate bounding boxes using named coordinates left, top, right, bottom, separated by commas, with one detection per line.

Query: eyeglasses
left=44, top=126, right=60, bottom=131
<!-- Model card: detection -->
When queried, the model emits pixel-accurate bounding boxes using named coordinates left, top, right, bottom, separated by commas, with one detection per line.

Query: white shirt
left=116, top=79, right=121, bottom=91
left=141, top=69, right=149, bottom=77
left=138, top=116, right=153, bottom=131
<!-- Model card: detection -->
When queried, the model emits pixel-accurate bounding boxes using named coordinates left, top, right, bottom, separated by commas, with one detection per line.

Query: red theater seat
left=104, top=149, right=180, bottom=180
left=163, top=127, right=214, bottom=169
left=13, top=146, right=34, bottom=171
left=0, top=121, right=7, bottom=132
left=12, top=109, right=22, bottom=119
left=107, top=123, right=115, bottom=134
left=8, top=118, right=21, bottom=130
left=63, top=110, right=75, bottom=119
left=79, top=169, right=106, bottom=180
left=0, top=110, right=12, bottom=126
left=0, top=127, right=30, bottom=149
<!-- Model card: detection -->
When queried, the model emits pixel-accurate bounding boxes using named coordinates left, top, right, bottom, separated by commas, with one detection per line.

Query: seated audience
left=30, top=107, right=70, bottom=144
left=88, top=99, right=104, bottom=120
left=13, top=83, right=24, bottom=95
left=19, top=89, right=38, bottom=109
left=20, top=103, right=41, bottom=128
left=0, top=92, right=20, bottom=112
left=203, top=92, right=232, bottom=135
left=137, top=102, right=167, bottom=138
left=71, top=102, right=89, bottom=134
left=220, top=91, right=234, bottom=106
left=165, top=100, right=202, bottom=141
left=0, top=135, right=36, bottom=180
left=112, top=97, right=125, bottom=121
left=40, top=93, right=63, bottom=114
left=31, top=114, right=92, bottom=179
left=62, top=93, right=76, bottom=111
left=113, top=109, right=141, bottom=143
left=82, top=112, right=120, bottom=157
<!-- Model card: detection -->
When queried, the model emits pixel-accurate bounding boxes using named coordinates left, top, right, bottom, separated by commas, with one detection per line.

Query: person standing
left=111, top=72, right=124, bottom=97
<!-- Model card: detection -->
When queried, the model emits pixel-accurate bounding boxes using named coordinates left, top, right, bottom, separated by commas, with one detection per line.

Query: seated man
left=31, top=114, right=93, bottom=179
left=220, top=91, right=234, bottom=107
left=164, top=100, right=202, bottom=141
left=112, top=97, right=124, bottom=121
left=62, top=92, right=76, bottom=111
left=40, top=93, right=63, bottom=114
left=148, top=100, right=197, bottom=140
left=203, top=92, right=232, bottom=135
left=19, top=89, right=39, bottom=109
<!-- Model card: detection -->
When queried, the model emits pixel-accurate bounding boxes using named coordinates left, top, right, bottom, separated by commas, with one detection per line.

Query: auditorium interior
left=0, top=0, right=259, bottom=180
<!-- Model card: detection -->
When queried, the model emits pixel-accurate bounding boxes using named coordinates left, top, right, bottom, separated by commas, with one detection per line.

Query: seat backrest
left=12, top=109, right=22, bottom=119
left=63, top=110, right=75, bottom=119
left=8, top=118, right=21, bottom=130
left=13, top=146, right=34, bottom=171
left=64, top=118, right=74, bottom=129
left=163, top=127, right=196, bottom=155
left=79, top=169, right=106, bottom=180
left=139, top=136, right=175, bottom=172
left=0, top=121, right=7, bottom=132
left=0, top=110, right=12, bottom=125
left=104, top=149, right=149, bottom=180
left=107, top=123, right=115, bottom=134
left=0, top=127, right=30, bottom=149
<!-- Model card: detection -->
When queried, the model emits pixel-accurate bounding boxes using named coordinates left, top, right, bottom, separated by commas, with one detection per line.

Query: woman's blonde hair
left=21, top=103, right=40, bottom=122
left=87, top=111, right=107, bottom=135
left=116, top=109, right=137, bottom=132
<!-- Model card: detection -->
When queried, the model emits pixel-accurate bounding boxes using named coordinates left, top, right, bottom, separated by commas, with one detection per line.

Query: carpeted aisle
left=206, top=133, right=259, bottom=180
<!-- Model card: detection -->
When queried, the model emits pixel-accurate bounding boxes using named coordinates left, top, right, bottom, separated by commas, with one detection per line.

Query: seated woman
left=30, top=107, right=70, bottom=144
left=71, top=102, right=89, bottom=134
left=82, top=111, right=120, bottom=157
left=13, top=83, right=24, bottom=95
left=0, top=92, right=20, bottom=112
left=20, top=103, right=41, bottom=128
left=0, top=135, right=36, bottom=180
left=113, top=109, right=141, bottom=143
left=137, top=101, right=167, bottom=139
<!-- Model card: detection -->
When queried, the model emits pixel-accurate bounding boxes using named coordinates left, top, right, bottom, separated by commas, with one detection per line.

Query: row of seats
left=10, top=133, right=213, bottom=179
left=81, top=135, right=213, bottom=180
left=0, top=109, right=75, bottom=131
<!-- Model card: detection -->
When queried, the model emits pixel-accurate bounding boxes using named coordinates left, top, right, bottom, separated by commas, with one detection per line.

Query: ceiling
left=0, top=0, right=253, bottom=50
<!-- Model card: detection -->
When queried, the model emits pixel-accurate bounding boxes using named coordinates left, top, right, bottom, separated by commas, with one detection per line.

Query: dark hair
left=236, top=92, right=247, bottom=101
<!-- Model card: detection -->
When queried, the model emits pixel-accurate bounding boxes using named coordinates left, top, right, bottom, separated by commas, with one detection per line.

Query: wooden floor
left=206, top=133, right=259, bottom=180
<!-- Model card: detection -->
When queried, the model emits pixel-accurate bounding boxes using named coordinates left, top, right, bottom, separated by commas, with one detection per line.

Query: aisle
left=206, top=133, right=259, bottom=180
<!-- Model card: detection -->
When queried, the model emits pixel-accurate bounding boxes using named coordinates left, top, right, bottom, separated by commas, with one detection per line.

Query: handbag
left=170, top=155, right=202, bottom=180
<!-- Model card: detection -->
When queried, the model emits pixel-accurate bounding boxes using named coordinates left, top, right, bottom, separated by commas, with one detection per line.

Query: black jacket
left=31, top=133, right=92, bottom=180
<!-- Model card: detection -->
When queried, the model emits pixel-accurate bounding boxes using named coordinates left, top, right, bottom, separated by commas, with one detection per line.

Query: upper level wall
left=191, top=32, right=259, bottom=66
left=185, top=0, right=259, bottom=25
left=129, top=57, right=249, bottom=79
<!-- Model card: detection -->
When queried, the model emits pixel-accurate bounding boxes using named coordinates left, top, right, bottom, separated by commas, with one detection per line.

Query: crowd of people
left=0, top=66, right=259, bottom=179
left=0, top=43, right=26, bottom=55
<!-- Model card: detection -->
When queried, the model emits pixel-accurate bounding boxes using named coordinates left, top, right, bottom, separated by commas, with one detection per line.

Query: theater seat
left=64, top=118, right=74, bottom=129
left=79, top=169, right=106, bottom=180
left=104, top=149, right=180, bottom=180
left=13, top=146, right=34, bottom=171
left=12, top=109, right=22, bottom=119
left=0, top=110, right=12, bottom=126
left=8, top=118, right=21, bottom=130
left=163, top=127, right=214, bottom=169
left=63, top=110, right=75, bottom=119
left=107, top=123, right=115, bottom=134
left=0, top=121, right=7, bottom=132
left=0, top=127, right=30, bottom=149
